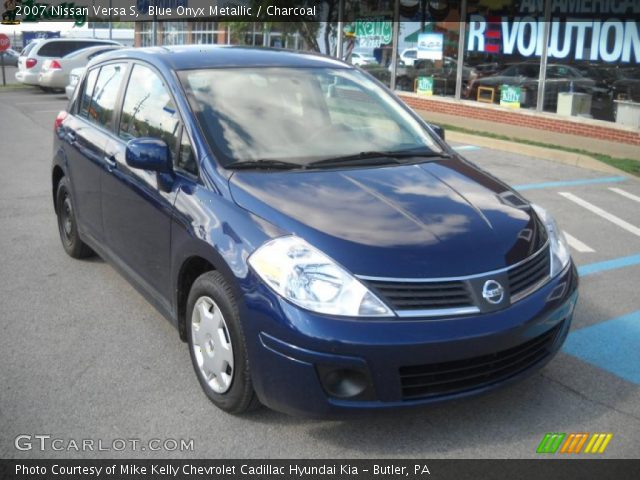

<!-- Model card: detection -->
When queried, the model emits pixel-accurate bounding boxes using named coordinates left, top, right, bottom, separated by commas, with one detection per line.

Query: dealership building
left=129, top=0, right=639, bottom=148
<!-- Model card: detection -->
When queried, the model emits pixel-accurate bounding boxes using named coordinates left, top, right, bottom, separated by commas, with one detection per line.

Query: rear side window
left=38, top=41, right=112, bottom=58
left=79, top=68, right=99, bottom=119
left=119, top=64, right=180, bottom=156
left=85, top=63, right=126, bottom=129
left=37, top=41, right=67, bottom=57
left=20, top=42, right=38, bottom=57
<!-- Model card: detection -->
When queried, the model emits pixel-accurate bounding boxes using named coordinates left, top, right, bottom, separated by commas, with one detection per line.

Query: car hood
left=229, top=159, right=544, bottom=278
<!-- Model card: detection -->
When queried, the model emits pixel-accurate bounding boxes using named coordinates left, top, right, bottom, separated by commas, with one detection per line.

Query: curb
left=447, top=131, right=627, bottom=175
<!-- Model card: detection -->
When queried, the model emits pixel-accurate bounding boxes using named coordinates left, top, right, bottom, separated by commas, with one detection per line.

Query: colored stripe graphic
left=538, top=433, right=612, bottom=454
left=585, top=433, right=613, bottom=454
left=537, top=433, right=566, bottom=453
left=559, top=433, right=589, bottom=453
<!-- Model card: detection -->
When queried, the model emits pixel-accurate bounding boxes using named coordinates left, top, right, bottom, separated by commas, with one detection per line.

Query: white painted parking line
left=15, top=101, right=66, bottom=105
left=609, top=187, right=640, bottom=204
left=559, top=191, right=640, bottom=238
left=563, top=232, right=595, bottom=253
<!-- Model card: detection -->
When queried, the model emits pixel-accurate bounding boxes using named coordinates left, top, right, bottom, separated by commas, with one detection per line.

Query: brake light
left=50, top=60, right=62, bottom=69
left=26, top=58, right=37, bottom=69
left=54, top=111, right=68, bottom=131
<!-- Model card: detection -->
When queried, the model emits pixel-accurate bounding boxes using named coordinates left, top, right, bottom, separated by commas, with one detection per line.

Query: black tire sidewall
left=55, top=177, right=81, bottom=257
left=186, top=271, right=255, bottom=413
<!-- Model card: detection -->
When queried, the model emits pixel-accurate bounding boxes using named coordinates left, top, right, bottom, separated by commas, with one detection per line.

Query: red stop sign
left=0, top=34, right=10, bottom=52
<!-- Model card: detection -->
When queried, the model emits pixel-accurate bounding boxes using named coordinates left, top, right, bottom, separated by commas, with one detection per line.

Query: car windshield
left=178, top=67, right=442, bottom=166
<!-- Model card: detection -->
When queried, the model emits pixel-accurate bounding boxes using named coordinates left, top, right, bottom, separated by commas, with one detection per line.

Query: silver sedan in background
left=39, top=45, right=122, bottom=91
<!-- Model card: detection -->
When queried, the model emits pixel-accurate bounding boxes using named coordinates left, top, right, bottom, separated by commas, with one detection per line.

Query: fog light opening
left=319, top=367, right=369, bottom=399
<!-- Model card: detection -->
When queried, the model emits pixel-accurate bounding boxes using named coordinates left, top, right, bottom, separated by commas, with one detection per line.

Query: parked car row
left=15, top=38, right=121, bottom=93
left=1, top=48, right=19, bottom=66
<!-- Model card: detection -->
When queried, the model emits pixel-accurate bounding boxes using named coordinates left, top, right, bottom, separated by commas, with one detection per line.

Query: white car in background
left=16, top=38, right=120, bottom=89
left=39, top=45, right=123, bottom=91
left=400, top=48, right=419, bottom=66
left=65, top=66, right=86, bottom=99
left=348, top=52, right=378, bottom=66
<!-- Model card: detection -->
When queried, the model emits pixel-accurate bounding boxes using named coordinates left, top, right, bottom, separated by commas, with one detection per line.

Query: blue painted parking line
left=453, top=145, right=481, bottom=151
left=513, top=176, right=626, bottom=191
left=578, top=253, right=640, bottom=277
left=563, top=310, right=640, bottom=384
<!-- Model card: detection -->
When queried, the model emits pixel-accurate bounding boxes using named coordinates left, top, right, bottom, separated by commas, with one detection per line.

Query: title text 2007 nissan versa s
left=52, top=46, right=578, bottom=416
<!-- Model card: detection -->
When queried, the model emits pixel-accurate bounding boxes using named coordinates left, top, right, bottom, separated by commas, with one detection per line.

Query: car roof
left=89, top=45, right=350, bottom=71
left=64, top=44, right=123, bottom=58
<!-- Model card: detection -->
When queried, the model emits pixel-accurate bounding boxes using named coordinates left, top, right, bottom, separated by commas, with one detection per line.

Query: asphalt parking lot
left=1, top=88, right=639, bottom=459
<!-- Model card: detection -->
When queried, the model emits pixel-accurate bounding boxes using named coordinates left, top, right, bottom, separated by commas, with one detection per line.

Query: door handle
left=104, top=154, right=117, bottom=169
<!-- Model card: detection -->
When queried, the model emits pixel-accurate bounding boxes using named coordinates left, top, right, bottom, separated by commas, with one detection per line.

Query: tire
left=55, top=176, right=94, bottom=259
left=186, top=271, right=260, bottom=414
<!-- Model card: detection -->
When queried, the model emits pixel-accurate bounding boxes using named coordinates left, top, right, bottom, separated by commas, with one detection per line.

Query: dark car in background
left=52, top=46, right=578, bottom=416
left=468, top=63, right=595, bottom=111
left=0, top=48, right=19, bottom=67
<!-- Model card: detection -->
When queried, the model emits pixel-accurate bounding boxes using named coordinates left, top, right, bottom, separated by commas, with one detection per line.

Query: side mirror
left=429, top=124, right=445, bottom=141
left=125, top=138, right=172, bottom=173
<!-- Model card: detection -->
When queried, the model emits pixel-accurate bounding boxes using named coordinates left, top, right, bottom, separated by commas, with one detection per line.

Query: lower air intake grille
left=398, top=322, right=563, bottom=400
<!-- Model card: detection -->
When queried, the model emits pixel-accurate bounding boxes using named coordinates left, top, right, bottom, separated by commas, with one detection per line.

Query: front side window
left=179, top=67, right=442, bottom=166
left=119, top=64, right=180, bottom=156
left=87, top=63, right=125, bottom=129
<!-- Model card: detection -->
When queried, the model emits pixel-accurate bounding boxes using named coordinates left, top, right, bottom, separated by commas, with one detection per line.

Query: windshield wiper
left=306, top=149, right=450, bottom=168
left=225, top=159, right=303, bottom=170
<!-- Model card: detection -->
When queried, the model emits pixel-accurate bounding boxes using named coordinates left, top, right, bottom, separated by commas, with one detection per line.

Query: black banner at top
left=2, top=0, right=640, bottom=26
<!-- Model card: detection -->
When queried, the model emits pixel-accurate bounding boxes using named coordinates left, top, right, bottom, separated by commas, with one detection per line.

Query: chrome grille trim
left=358, top=240, right=552, bottom=317
left=356, top=240, right=550, bottom=283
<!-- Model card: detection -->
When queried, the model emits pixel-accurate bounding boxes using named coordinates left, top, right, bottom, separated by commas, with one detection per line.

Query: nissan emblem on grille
left=482, top=280, right=505, bottom=304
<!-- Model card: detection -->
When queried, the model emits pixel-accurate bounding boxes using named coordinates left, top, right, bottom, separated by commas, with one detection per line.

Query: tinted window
left=119, top=64, right=180, bottom=156
left=79, top=68, right=99, bottom=119
left=37, top=41, right=67, bottom=57
left=38, top=41, right=114, bottom=58
left=87, top=63, right=125, bottom=129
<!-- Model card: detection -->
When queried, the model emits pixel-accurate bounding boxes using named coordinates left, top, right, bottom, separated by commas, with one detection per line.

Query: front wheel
left=55, top=177, right=94, bottom=259
left=186, top=271, right=259, bottom=414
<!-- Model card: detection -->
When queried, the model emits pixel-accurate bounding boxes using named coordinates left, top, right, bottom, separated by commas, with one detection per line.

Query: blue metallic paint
left=52, top=46, right=579, bottom=416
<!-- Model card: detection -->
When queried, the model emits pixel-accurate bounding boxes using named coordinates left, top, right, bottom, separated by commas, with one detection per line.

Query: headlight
left=248, top=236, right=393, bottom=317
left=532, top=204, right=571, bottom=277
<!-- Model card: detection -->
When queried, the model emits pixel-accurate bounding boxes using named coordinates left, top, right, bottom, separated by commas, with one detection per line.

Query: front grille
left=365, top=280, right=473, bottom=311
left=399, top=322, right=563, bottom=400
left=508, top=247, right=551, bottom=299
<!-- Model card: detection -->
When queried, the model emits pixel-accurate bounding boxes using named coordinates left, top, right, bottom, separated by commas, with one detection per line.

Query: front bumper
left=241, top=262, right=579, bottom=416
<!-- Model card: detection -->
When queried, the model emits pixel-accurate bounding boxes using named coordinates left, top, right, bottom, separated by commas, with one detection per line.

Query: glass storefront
left=132, top=1, right=638, bottom=127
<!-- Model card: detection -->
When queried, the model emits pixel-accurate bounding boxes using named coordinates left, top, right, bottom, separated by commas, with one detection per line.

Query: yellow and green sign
left=536, top=432, right=613, bottom=454
left=416, top=76, right=434, bottom=96
left=500, top=84, right=522, bottom=108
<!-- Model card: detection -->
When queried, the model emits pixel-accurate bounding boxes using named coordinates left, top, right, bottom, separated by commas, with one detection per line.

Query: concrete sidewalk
left=415, top=109, right=640, bottom=162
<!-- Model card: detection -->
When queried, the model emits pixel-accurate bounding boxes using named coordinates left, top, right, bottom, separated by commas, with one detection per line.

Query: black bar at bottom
left=1, top=459, right=639, bottom=480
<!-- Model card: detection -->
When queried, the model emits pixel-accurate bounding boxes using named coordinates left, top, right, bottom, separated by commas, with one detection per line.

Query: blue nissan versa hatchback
left=52, top=46, right=578, bottom=416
